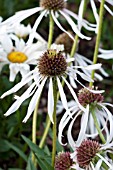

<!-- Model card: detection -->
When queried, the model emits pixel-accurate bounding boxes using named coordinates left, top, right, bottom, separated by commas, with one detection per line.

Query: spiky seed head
left=55, top=31, right=74, bottom=54
left=78, top=87, right=104, bottom=107
left=40, top=0, right=66, bottom=10
left=76, top=140, right=100, bottom=168
left=55, top=152, right=73, bottom=170
left=38, top=49, right=67, bottom=77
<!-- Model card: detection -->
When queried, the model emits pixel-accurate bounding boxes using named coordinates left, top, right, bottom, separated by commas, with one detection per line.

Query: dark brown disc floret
left=40, top=0, right=66, bottom=10
left=38, top=49, right=67, bottom=77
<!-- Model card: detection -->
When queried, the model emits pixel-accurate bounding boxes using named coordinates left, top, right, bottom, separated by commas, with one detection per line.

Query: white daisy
left=0, top=33, right=46, bottom=81
left=71, top=139, right=113, bottom=170
left=13, top=23, right=32, bottom=38
left=1, top=0, right=97, bottom=44
left=58, top=87, right=113, bottom=149
left=1, top=48, right=102, bottom=123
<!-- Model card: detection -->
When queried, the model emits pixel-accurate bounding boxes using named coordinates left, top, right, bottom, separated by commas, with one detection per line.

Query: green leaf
left=0, top=139, right=10, bottom=152
left=36, top=156, right=54, bottom=170
left=22, top=135, right=54, bottom=170
left=26, top=154, right=37, bottom=170
left=5, top=141, right=27, bottom=162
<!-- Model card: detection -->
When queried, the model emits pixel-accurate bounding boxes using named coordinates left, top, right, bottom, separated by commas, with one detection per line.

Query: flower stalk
left=91, top=107, right=106, bottom=144
left=48, top=12, right=54, bottom=49
left=32, top=99, right=40, bottom=166
left=90, top=0, right=105, bottom=87
left=52, top=77, right=57, bottom=167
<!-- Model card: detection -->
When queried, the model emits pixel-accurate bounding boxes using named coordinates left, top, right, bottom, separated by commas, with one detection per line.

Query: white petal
left=51, top=10, right=74, bottom=41
left=9, top=64, right=20, bottom=82
left=95, top=159, right=103, bottom=170
left=23, top=77, right=47, bottom=123
left=96, top=153, right=113, bottom=169
left=0, top=34, right=13, bottom=53
left=76, top=105, right=89, bottom=146
left=48, top=78, right=54, bottom=123
left=1, top=70, right=36, bottom=98
left=2, top=7, right=43, bottom=25
left=67, top=111, right=81, bottom=150
left=57, top=77, right=68, bottom=110
left=4, top=82, right=36, bottom=116
left=59, top=10, right=91, bottom=40
left=62, top=76, right=86, bottom=112
left=27, top=10, right=47, bottom=44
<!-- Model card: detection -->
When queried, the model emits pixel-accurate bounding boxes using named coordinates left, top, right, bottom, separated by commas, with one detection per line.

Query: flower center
left=7, top=51, right=28, bottom=63
left=55, top=31, right=74, bottom=54
left=38, top=49, right=67, bottom=77
left=40, top=0, right=66, bottom=10
left=76, top=140, right=100, bottom=168
left=78, top=87, right=104, bottom=107
left=55, top=152, right=73, bottom=170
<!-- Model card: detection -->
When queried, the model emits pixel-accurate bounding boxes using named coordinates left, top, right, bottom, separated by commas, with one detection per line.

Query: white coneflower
left=0, top=33, right=46, bottom=81
left=55, top=32, right=108, bottom=88
left=71, top=139, right=113, bottom=170
left=58, top=87, right=113, bottom=148
left=1, top=0, right=97, bottom=44
left=1, top=48, right=101, bottom=123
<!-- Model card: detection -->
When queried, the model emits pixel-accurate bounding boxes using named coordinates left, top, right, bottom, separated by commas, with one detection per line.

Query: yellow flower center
left=7, top=51, right=28, bottom=63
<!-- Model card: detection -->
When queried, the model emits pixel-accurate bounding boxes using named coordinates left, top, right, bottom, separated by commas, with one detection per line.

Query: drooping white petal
left=27, top=10, right=47, bottom=44
left=76, top=105, right=89, bottom=146
left=23, top=77, right=47, bottom=123
left=95, top=159, right=103, bottom=170
left=90, top=162, right=95, bottom=170
left=2, top=7, right=43, bottom=25
left=4, top=82, right=36, bottom=116
left=59, top=10, right=91, bottom=40
left=1, top=70, right=36, bottom=98
left=99, top=104, right=113, bottom=144
left=77, top=0, right=84, bottom=30
left=67, top=111, right=82, bottom=150
left=51, top=10, right=74, bottom=41
left=62, top=76, right=86, bottom=112
left=96, top=153, right=113, bottom=169
left=57, top=77, right=68, bottom=111
left=48, top=78, right=54, bottom=123
left=76, top=78, right=105, bottom=94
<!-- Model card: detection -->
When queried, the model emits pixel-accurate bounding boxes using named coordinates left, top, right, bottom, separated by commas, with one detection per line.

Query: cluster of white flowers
left=0, top=0, right=113, bottom=169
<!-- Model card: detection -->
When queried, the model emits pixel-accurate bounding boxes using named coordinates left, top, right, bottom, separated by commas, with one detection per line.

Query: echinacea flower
left=71, top=139, right=113, bottom=170
left=55, top=32, right=108, bottom=88
left=1, top=0, right=97, bottom=44
left=1, top=48, right=102, bottom=123
left=0, top=33, right=46, bottom=81
left=58, top=87, right=113, bottom=148
left=55, top=152, right=73, bottom=170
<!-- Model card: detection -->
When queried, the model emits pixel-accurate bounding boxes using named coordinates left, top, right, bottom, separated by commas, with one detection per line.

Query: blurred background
left=0, top=0, right=113, bottom=169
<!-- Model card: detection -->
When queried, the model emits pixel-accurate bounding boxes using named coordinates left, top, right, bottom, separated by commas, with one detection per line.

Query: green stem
left=39, top=115, right=51, bottom=148
left=52, top=78, right=57, bottom=167
left=32, top=99, right=39, bottom=166
left=90, top=0, right=105, bottom=87
left=70, top=0, right=88, bottom=58
left=48, top=12, right=54, bottom=49
left=91, top=108, right=106, bottom=144
left=38, top=10, right=54, bottom=150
